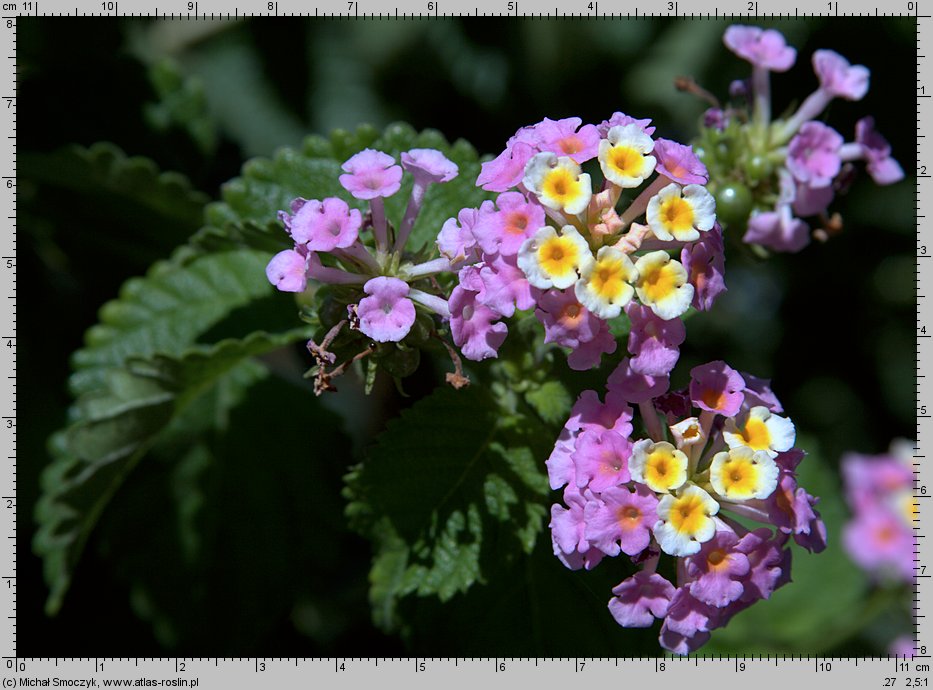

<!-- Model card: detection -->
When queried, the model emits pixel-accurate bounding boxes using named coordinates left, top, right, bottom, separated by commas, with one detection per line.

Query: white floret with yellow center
left=709, top=446, right=779, bottom=501
left=670, top=416, right=706, bottom=449
left=646, top=183, right=717, bottom=242
left=517, top=225, right=594, bottom=290
left=629, top=439, right=688, bottom=493
left=723, top=406, right=796, bottom=458
left=598, top=124, right=657, bottom=189
left=633, top=251, right=695, bottom=320
left=523, top=152, right=593, bottom=215
left=653, top=484, right=720, bottom=557
left=574, top=246, right=637, bottom=319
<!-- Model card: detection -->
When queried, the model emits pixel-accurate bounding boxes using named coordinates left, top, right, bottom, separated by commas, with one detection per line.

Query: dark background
left=19, top=17, right=916, bottom=655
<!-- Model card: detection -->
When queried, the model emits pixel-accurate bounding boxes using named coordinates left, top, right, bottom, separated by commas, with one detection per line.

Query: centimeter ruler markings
left=1, top=1, right=930, bottom=687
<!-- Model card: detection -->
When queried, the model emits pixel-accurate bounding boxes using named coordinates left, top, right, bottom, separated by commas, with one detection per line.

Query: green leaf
left=145, top=59, right=219, bottom=156
left=201, top=122, right=491, bottom=254
left=36, top=331, right=306, bottom=614
left=345, top=386, right=551, bottom=630
left=69, top=248, right=278, bottom=397
left=21, top=142, right=208, bottom=231
left=524, top=380, right=572, bottom=425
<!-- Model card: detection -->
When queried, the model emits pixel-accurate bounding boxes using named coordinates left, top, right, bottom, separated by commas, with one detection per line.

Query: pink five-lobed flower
left=608, top=571, right=676, bottom=628
left=535, top=117, right=601, bottom=164
left=477, top=254, right=534, bottom=318
left=844, top=508, right=914, bottom=582
left=551, top=485, right=605, bottom=571
left=744, top=210, right=811, bottom=253
left=597, top=112, right=656, bottom=138
left=356, top=276, right=416, bottom=343
left=534, top=288, right=601, bottom=349
left=654, top=139, right=709, bottom=185
left=566, top=389, right=635, bottom=437
left=659, top=589, right=722, bottom=655
left=572, top=429, right=633, bottom=492
left=472, top=192, right=546, bottom=257
left=786, top=122, right=844, bottom=189
left=689, top=360, right=746, bottom=416
left=681, top=224, right=726, bottom=312
left=266, top=249, right=308, bottom=293
left=448, top=285, right=508, bottom=361
left=626, top=302, right=687, bottom=377
left=476, top=127, right=538, bottom=192
left=339, top=149, right=403, bottom=200
left=739, top=528, right=793, bottom=602
left=813, top=49, right=870, bottom=100
left=855, top=117, right=905, bottom=186
left=741, top=372, right=783, bottom=413
left=723, top=25, right=797, bottom=71
left=684, top=526, right=750, bottom=607
left=285, top=197, right=363, bottom=251
left=436, top=201, right=495, bottom=264
left=606, top=357, right=670, bottom=404
left=401, top=148, right=459, bottom=184
left=585, top=484, right=659, bottom=557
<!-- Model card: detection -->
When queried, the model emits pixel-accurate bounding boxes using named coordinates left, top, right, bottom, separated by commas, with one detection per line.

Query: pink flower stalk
left=544, top=359, right=819, bottom=654
left=397, top=148, right=459, bottom=251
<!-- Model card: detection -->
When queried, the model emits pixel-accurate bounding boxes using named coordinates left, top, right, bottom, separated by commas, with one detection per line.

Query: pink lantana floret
left=654, top=139, right=709, bottom=185
left=472, top=192, right=546, bottom=257
left=585, top=484, right=658, bottom=557
left=786, top=122, right=844, bottom=189
left=286, top=196, right=363, bottom=251
left=626, top=302, right=687, bottom=377
left=608, top=572, right=676, bottom=628
left=855, top=117, right=905, bottom=186
left=401, top=148, right=459, bottom=184
left=535, top=117, right=601, bottom=164
left=356, top=276, right=416, bottom=343
left=449, top=285, right=508, bottom=361
left=572, top=429, right=633, bottom=492
left=339, top=149, right=403, bottom=200
left=265, top=249, right=308, bottom=293
left=723, top=25, right=797, bottom=72
left=813, top=49, right=870, bottom=101
left=689, top=360, right=745, bottom=416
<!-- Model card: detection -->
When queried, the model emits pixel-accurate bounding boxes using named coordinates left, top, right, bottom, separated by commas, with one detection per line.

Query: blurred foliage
left=20, top=16, right=916, bottom=656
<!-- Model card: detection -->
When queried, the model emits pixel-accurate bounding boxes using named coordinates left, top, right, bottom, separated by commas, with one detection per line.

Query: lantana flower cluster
left=842, top=440, right=917, bottom=583
left=690, top=25, right=904, bottom=253
left=547, top=359, right=826, bottom=654
left=265, top=147, right=463, bottom=390
left=437, top=114, right=725, bottom=369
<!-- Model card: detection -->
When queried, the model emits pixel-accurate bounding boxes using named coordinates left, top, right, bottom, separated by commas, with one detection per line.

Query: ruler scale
left=6, top=1, right=930, bottom=688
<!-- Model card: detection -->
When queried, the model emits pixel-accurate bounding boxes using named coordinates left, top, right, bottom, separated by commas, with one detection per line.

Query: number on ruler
left=5, top=420, right=12, bottom=429
left=746, top=1, right=753, bottom=10
left=910, top=1, right=916, bottom=10
left=507, top=1, right=515, bottom=11
left=187, top=1, right=194, bottom=8
left=922, top=165, right=928, bottom=175
left=921, top=486, right=928, bottom=495
left=101, top=1, right=116, bottom=11
left=5, top=499, right=12, bottom=508
left=427, top=1, right=435, bottom=10
left=4, top=99, right=11, bottom=109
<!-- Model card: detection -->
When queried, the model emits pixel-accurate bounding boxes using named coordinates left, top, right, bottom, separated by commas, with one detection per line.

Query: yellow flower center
left=715, top=456, right=761, bottom=498
left=542, top=169, right=581, bottom=206
left=589, top=256, right=629, bottom=301
left=608, top=146, right=644, bottom=178
left=537, top=235, right=580, bottom=280
left=668, top=493, right=710, bottom=536
left=739, top=417, right=772, bottom=451
left=660, top=196, right=695, bottom=233
left=645, top=448, right=682, bottom=491
left=640, top=261, right=681, bottom=303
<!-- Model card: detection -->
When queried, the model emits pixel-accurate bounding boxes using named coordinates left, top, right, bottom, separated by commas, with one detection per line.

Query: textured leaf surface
left=346, top=386, right=551, bottom=629
left=36, top=331, right=307, bottom=614
left=68, top=249, right=276, bottom=397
